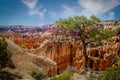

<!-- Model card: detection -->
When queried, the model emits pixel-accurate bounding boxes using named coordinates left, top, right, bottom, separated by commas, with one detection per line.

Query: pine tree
left=0, top=37, right=11, bottom=69
left=56, top=15, right=113, bottom=72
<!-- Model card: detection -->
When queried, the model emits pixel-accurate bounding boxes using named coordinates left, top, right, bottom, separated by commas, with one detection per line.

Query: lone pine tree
left=56, top=15, right=113, bottom=72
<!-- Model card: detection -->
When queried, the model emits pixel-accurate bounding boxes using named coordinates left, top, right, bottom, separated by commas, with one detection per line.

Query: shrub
left=98, top=66, right=120, bottom=80
left=20, top=45, right=26, bottom=48
left=50, top=71, right=73, bottom=80
left=0, top=37, right=11, bottom=70
left=30, top=69, right=46, bottom=80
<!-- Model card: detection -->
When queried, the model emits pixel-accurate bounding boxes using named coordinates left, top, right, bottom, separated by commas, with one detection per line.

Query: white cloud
left=29, top=8, right=47, bottom=18
left=22, top=0, right=46, bottom=18
left=39, top=9, right=47, bottom=17
left=62, top=5, right=80, bottom=18
left=22, top=0, right=37, bottom=9
left=78, top=0, right=120, bottom=18
left=49, top=5, right=81, bottom=20
left=50, top=0, right=120, bottom=20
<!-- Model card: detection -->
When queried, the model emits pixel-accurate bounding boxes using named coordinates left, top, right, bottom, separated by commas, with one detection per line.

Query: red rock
left=88, top=49, right=98, bottom=57
left=98, top=60, right=106, bottom=71
left=35, top=41, right=117, bottom=74
left=105, top=59, right=113, bottom=67
left=99, top=49, right=106, bottom=59
left=104, top=53, right=113, bottom=60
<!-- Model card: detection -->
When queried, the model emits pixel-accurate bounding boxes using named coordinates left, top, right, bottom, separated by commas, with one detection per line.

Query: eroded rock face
left=73, top=44, right=116, bottom=71
left=33, top=56, right=57, bottom=77
left=36, top=41, right=79, bottom=73
left=35, top=41, right=120, bottom=73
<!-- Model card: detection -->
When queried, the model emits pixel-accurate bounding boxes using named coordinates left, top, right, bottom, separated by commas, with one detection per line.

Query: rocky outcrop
left=35, top=41, right=77, bottom=73
left=13, top=38, right=45, bottom=49
left=72, top=43, right=120, bottom=71
left=33, top=56, right=57, bottom=77
left=35, top=41, right=120, bottom=73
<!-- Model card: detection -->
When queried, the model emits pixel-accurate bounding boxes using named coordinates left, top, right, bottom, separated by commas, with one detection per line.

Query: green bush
left=20, top=45, right=26, bottom=48
left=0, top=37, right=11, bottom=69
left=30, top=69, right=46, bottom=80
left=98, top=66, right=120, bottom=80
left=50, top=71, right=73, bottom=80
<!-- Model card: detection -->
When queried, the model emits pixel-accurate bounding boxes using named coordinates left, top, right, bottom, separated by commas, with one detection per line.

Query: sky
left=0, top=0, right=120, bottom=26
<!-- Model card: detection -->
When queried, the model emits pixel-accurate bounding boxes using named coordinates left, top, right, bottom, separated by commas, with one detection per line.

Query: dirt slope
left=4, top=38, right=56, bottom=79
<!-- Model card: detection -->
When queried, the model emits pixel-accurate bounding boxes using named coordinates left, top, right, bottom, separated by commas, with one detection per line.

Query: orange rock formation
left=35, top=41, right=120, bottom=73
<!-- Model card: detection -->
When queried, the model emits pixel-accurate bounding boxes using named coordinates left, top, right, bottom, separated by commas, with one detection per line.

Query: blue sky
left=0, top=0, right=120, bottom=26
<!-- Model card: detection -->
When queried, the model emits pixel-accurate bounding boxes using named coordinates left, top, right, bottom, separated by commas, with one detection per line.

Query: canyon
left=32, top=40, right=120, bottom=74
left=6, top=37, right=120, bottom=77
left=1, top=20, right=120, bottom=78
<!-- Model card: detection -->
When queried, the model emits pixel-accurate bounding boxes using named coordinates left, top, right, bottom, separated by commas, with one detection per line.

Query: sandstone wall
left=35, top=41, right=120, bottom=73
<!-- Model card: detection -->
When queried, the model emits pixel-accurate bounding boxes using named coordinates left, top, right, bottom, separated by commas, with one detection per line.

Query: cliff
left=35, top=41, right=78, bottom=73
left=35, top=40, right=120, bottom=73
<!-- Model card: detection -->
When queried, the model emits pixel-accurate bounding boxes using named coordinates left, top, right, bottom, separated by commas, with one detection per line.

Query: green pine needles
left=0, top=37, right=11, bottom=69
left=98, top=66, right=120, bottom=80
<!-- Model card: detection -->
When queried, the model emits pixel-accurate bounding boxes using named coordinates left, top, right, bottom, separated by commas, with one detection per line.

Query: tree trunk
left=82, top=41, right=88, bottom=72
